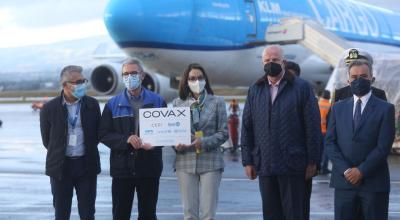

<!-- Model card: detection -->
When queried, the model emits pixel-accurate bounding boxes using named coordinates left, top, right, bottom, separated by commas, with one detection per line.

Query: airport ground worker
left=319, top=90, right=332, bottom=175
left=228, top=99, right=240, bottom=152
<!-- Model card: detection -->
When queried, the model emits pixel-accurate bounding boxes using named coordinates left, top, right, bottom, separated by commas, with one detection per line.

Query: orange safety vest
left=229, top=101, right=239, bottom=113
left=318, top=99, right=331, bottom=135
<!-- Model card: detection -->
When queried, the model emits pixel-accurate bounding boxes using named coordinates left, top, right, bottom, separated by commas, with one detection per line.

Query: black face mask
left=264, top=62, right=282, bottom=77
left=350, top=77, right=371, bottom=97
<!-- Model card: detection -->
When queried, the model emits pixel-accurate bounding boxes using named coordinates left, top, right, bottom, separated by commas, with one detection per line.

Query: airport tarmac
left=0, top=103, right=400, bottom=220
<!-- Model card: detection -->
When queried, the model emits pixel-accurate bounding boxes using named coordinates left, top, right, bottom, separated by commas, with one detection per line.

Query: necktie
left=353, top=99, right=362, bottom=130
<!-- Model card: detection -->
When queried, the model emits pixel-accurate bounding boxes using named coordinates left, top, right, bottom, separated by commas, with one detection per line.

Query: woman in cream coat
left=173, top=63, right=228, bottom=220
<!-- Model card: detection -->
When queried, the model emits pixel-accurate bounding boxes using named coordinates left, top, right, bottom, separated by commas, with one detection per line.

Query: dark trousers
left=304, top=178, right=313, bottom=220
left=320, top=134, right=330, bottom=172
left=112, top=177, right=160, bottom=220
left=334, top=189, right=389, bottom=220
left=50, top=157, right=97, bottom=220
left=259, top=175, right=306, bottom=220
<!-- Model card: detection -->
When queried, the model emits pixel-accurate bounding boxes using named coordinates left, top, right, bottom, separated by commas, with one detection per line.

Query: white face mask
left=188, top=80, right=206, bottom=94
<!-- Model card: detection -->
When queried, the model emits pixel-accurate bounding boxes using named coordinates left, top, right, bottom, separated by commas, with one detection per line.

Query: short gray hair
left=60, top=65, right=83, bottom=84
left=348, top=60, right=373, bottom=76
left=262, top=45, right=284, bottom=59
left=121, top=58, right=144, bottom=73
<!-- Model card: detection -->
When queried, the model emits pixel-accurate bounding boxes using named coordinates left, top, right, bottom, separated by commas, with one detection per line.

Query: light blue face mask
left=71, top=83, right=87, bottom=99
left=123, top=74, right=142, bottom=90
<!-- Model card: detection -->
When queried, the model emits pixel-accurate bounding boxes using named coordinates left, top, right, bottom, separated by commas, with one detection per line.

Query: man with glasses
left=99, top=59, right=166, bottom=220
left=40, top=65, right=101, bottom=220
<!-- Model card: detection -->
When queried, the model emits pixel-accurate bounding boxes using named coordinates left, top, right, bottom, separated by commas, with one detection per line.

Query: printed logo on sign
left=152, top=123, right=162, bottom=128
left=168, top=122, right=181, bottom=127
left=142, top=109, right=187, bottom=119
left=145, top=130, right=154, bottom=134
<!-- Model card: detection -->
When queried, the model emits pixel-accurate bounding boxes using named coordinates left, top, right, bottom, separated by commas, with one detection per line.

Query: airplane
left=0, top=35, right=177, bottom=102
left=2, top=0, right=399, bottom=104
left=88, top=0, right=400, bottom=98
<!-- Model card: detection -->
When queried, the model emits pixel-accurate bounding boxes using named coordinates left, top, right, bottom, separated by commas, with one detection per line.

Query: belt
left=66, top=156, right=84, bottom=160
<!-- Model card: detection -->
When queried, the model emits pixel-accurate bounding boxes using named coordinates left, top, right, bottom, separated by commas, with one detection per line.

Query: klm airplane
left=90, top=0, right=400, bottom=95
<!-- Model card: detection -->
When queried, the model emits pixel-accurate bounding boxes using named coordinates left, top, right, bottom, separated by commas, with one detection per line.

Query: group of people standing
left=40, top=44, right=396, bottom=220
left=40, top=59, right=227, bottom=220
left=241, top=45, right=395, bottom=220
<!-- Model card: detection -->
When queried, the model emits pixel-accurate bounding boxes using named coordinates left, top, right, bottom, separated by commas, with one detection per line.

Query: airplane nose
left=104, top=0, right=192, bottom=48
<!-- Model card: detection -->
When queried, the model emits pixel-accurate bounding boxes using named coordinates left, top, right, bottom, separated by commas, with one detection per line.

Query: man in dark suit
left=334, top=48, right=386, bottom=102
left=326, top=56, right=396, bottom=220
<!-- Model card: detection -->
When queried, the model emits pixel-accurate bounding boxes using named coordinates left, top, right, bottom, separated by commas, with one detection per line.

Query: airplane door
left=244, top=0, right=257, bottom=38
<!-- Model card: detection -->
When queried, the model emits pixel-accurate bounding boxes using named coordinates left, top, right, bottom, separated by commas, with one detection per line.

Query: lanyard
left=67, top=102, right=81, bottom=130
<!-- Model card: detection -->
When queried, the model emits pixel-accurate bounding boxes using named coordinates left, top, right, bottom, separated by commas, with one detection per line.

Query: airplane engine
left=90, top=63, right=177, bottom=102
left=90, top=63, right=122, bottom=95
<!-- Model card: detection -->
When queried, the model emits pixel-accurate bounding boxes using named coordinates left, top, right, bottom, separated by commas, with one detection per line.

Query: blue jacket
left=326, top=95, right=395, bottom=192
left=241, top=73, right=322, bottom=176
left=99, top=88, right=166, bottom=178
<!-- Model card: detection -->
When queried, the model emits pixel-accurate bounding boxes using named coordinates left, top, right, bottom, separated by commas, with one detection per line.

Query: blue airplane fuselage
left=101, top=0, right=400, bottom=89
left=104, top=0, right=400, bottom=50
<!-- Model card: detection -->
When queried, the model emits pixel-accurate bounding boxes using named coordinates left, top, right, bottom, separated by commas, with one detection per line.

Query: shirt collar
left=353, top=90, right=372, bottom=104
left=268, top=72, right=285, bottom=86
left=126, top=87, right=144, bottom=100
left=62, top=95, right=80, bottom=106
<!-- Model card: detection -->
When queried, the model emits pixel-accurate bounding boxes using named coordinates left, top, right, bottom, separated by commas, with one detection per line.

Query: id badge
left=69, top=134, right=77, bottom=147
left=195, top=131, right=203, bottom=154
left=195, top=131, right=204, bottom=138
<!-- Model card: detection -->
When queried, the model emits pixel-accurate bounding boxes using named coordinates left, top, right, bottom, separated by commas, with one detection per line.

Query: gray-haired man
left=99, top=59, right=166, bottom=220
left=40, top=65, right=101, bottom=220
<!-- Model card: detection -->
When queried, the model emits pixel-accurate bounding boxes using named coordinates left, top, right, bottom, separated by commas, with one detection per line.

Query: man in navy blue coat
left=241, top=45, right=322, bottom=220
left=326, top=50, right=396, bottom=220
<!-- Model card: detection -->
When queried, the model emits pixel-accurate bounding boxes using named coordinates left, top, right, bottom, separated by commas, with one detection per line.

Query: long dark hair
left=178, top=63, right=214, bottom=100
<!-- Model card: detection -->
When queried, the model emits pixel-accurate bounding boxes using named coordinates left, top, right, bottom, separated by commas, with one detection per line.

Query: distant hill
left=0, top=35, right=121, bottom=73
left=0, top=35, right=124, bottom=91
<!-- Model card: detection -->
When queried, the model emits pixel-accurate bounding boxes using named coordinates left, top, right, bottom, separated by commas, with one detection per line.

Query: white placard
left=139, top=107, right=191, bottom=146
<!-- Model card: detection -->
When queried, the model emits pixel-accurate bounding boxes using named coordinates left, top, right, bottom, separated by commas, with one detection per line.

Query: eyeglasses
left=122, top=71, right=141, bottom=76
left=188, top=76, right=205, bottom=82
left=67, top=79, right=88, bottom=85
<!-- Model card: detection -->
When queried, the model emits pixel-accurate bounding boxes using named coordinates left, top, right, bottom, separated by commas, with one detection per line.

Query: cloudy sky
left=0, top=0, right=109, bottom=48
left=0, top=0, right=399, bottom=48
